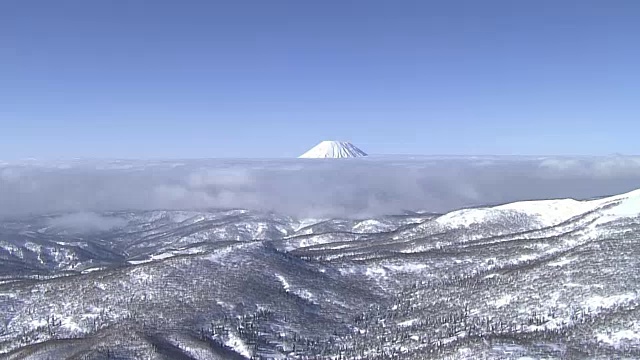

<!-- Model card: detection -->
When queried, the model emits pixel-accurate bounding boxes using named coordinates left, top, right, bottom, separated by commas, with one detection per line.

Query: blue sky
left=1, top=0, right=639, bottom=159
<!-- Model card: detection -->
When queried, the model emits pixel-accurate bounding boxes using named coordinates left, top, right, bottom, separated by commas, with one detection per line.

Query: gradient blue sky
left=2, top=0, right=639, bottom=159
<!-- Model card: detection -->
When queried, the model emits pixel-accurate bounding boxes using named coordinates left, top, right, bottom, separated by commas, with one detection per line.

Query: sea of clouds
left=1, top=156, right=640, bottom=221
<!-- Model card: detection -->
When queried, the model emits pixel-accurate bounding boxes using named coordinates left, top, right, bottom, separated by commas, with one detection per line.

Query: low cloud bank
left=46, top=212, right=128, bottom=233
left=1, top=156, right=639, bottom=219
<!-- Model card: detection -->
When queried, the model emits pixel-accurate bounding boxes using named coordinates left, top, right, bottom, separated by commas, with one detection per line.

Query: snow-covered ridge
left=437, top=188, right=640, bottom=229
left=299, top=141, right=367, bottom=159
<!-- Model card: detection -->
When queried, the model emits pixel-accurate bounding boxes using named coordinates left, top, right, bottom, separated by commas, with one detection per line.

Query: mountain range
left=1, top=189, right=640, bottom=359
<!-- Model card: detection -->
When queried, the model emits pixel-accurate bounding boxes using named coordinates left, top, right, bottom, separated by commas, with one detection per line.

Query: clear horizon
left=3, top=153, right=640, bottom=162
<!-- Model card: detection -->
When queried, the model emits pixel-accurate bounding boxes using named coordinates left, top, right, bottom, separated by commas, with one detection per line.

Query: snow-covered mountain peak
left=299, top=141, right=367, bottom=159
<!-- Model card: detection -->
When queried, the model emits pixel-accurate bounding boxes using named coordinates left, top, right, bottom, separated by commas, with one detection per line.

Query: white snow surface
left=275, top=274, right=290, bottom=292
left=494, top=294, right=514, bottom=308
left=298, top=141, right=367, bottom=159
left=224, top=332, right=252, bottom=358
left=437, top=188, right=640, bottom=229
left=583, top=293, right=637, bottom=311
left=597, top=329, right=640, bottom=347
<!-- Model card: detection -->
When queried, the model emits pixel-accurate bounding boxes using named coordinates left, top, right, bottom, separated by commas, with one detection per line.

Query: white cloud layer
left=46, top=212, right=128, bottom=233
left=1, top=156, right=639, bottom=219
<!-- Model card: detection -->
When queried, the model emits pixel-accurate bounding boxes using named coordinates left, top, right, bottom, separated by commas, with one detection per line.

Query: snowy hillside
left=437, top=188, right=640, bottom=229
left=1, top=188, right=640, bottom=359
left=298, top=140, right=368, bottom=158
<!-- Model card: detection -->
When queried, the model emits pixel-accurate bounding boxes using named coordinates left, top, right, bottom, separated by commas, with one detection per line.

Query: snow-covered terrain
left=437, top=188, right=640, bottom=229
left=1, top=189, right=640, bottom=359
left=298, top=140, right=368, bottom=158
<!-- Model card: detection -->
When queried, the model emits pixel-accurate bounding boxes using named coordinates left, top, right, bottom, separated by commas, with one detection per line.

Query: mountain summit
left=299, top=141, right=368, bottom=159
